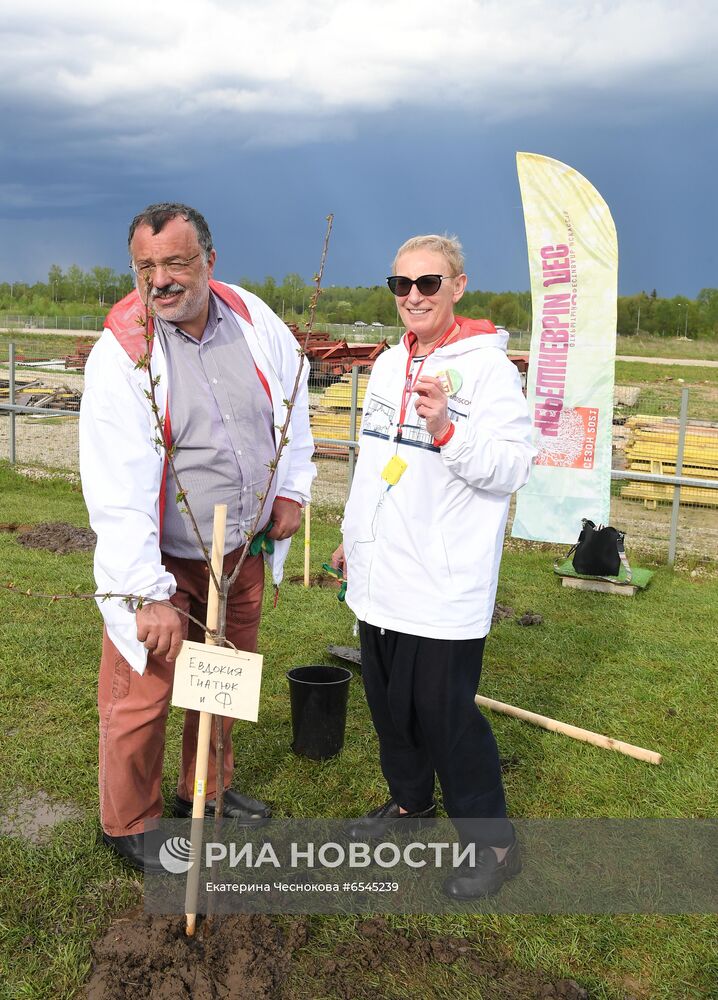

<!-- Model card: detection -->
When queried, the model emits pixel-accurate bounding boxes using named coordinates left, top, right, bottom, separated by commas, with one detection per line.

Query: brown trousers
left=97, top=547, right=264, bottom=836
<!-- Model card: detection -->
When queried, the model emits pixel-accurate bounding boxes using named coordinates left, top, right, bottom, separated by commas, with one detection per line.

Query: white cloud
left=2, top=0, right=716, bottom=142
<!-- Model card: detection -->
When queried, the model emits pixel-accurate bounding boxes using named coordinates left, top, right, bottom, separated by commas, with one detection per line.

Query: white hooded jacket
left=342, top=318, right=534, bottom=640
left=79, top=282, right=315, bottom=673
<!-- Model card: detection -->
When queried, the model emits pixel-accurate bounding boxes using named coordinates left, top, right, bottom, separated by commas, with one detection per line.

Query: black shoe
left=101, top=832, right=165, bottom=876
left=172, top=789, right=271, bottom=825
left=443, top=834, right=522, bottom=899
left=346, top=798, right=437, bottom=840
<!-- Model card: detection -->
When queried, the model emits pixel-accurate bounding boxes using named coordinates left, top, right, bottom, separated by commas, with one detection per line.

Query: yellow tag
left=194, top=778, right=206, bottom=797
left=381, top=455, right=408, bottom=486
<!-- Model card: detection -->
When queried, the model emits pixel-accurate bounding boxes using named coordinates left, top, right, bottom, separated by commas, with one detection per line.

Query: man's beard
left=149, top=275, right=208, bottom=326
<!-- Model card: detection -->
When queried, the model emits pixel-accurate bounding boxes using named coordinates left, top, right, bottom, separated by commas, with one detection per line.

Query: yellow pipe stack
left=620, top=414, right=718, bottom=508
left=311, top=373, right=370, bottom=443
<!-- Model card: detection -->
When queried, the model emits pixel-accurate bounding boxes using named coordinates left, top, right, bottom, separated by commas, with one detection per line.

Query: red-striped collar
left=402, top=315, right=497, bottom=353
left=104, top=280, right=252, bottom=362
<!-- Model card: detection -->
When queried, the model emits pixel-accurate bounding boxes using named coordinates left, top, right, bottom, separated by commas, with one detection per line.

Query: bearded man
left=80, top=203, right=315, bottom=873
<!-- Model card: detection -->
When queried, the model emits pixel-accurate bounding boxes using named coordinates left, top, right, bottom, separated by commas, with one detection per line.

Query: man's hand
left=413, top=376, right=451, bottom=439
left=136, top=602, right=184, bottom=661
left=267, top=497, right=302, bottom=541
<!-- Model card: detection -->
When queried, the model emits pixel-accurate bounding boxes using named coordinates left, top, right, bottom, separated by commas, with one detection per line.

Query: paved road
left=0, top=327, right=100, bottom=338
left=616, top=355, right=718, bottom=367
left=507, top=351, right=718, bottom=368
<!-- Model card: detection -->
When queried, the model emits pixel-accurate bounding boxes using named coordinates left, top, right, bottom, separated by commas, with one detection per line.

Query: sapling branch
left=2, top=584, right=238, bottom=650
left=211, top=213, right=333, bottom=836
left=225, top=213, right=334, bottom=592
left=306, top=214, right=334, bottom=335
left=138, top=274, right=221, bottom=595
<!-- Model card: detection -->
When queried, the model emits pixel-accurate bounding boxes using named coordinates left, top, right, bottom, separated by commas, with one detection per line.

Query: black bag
left=567, top=519, right=632, bottom=582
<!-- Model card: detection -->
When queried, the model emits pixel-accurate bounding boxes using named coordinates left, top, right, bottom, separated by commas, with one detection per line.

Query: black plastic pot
left=286, top=664, right=352, bottom=761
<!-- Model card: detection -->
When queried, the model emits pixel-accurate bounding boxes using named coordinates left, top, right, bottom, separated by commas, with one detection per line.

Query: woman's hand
left=331, top=543, right=347, bottom=580
left=413, top=376, right=451, bottom=439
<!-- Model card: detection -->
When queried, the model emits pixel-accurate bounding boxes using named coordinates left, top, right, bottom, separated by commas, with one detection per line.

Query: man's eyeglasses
left=130, top=253, right=201, bottom=277
left=386, top=274, right=452, bottom=297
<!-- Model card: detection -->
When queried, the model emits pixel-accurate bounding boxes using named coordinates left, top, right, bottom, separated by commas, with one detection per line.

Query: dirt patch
left=516, top=611, right=543, bottom=626
left=85, top=913, right=590, bottom=1000
left=0, top=788, right=84, bottom=845
left=14, top=521, right=96, bottom=553
left=287, top=573, right=341, bottom=590
left=492, top=604, right=544, bottom=626
left=86, top=913, right=305, bottom=1000
left=500, top=754, right=522, bottom=773
left=0, top=522, right=34, bottom=533
left=492, top=603, right=515, bottom=623
left=315, top=918, right=590, bottom=999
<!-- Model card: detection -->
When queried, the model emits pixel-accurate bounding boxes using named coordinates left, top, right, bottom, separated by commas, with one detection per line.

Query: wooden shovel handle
left=475, top=695, right=662, bottom=765
left=186, top=504, right=227, bottom=936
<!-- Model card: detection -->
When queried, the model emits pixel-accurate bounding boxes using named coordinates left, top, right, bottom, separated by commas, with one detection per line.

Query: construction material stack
left=310, top=373, right=370, bottom=456
left=620, top=414, right=718, bottom=508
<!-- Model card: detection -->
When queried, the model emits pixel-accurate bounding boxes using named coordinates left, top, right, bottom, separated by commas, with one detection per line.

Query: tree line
left=1, top=265, right=717, bottom=339
left=0, top=265, right=135, bottom=316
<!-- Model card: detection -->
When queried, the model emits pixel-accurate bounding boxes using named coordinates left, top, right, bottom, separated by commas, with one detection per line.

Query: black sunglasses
left=386, top=274, right=451, bottom=297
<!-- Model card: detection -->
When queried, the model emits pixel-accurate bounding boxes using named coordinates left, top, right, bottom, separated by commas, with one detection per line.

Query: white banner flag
left=512, top=152, right=618, bottom=544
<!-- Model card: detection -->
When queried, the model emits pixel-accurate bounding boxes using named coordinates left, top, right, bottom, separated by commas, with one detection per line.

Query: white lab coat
left=342, top=323, right=534, bottom=640
left=80, top=283, right=315, bottom=672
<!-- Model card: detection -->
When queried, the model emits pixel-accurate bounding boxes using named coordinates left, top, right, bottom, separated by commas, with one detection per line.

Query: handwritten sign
left=171, top=641, right=263, bottom=722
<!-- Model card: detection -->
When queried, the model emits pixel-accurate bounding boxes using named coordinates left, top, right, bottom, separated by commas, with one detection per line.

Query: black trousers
left=359, top=621, right=513, bottom=848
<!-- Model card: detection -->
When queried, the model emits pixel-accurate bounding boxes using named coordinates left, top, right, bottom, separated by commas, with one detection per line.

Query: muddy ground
left=10, top=520, right=96, bottom=553
left=86, top=912, right=592, bottom=1000
left=1, top=784, right=594, bottom=999
left=0, top=787, right=84, bottom=845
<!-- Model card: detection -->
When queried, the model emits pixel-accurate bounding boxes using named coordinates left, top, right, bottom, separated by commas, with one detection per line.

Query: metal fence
left=0, top=314, right=106, bottom=332
left=2, top=340, right=718, bottom=563
left=609, top=384, right=718, bottom=563
left=323, top=326, right=536, bottom=350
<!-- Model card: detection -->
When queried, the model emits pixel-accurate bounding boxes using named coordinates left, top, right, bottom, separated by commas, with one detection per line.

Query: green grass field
left=615, top=337, right=718, bottom=363
left=505, top=333, right=718, bottom=363
left=615, top=361, right=718, bottom=422
left=0, top=332, right=98, bottom=361
left=0, top=465, right=716, bottom=998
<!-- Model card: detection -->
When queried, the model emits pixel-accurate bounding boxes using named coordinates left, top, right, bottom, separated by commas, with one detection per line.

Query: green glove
left=249, top=523, right=275, bottom=556
left=322, top=562, right=347, bottom=602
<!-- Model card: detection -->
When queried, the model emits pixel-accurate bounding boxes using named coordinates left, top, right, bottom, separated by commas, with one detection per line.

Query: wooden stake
left=475, top=695, right=663, bottom=765
left=185, top=503, right=227, bottom=937
left=303, top=504, right=311, bottom=588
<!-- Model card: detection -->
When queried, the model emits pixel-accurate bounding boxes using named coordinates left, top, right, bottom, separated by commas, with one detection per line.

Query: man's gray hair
left=128, top=203, right=214, bottom=261
left=393, top=234, right=465, bottom=277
